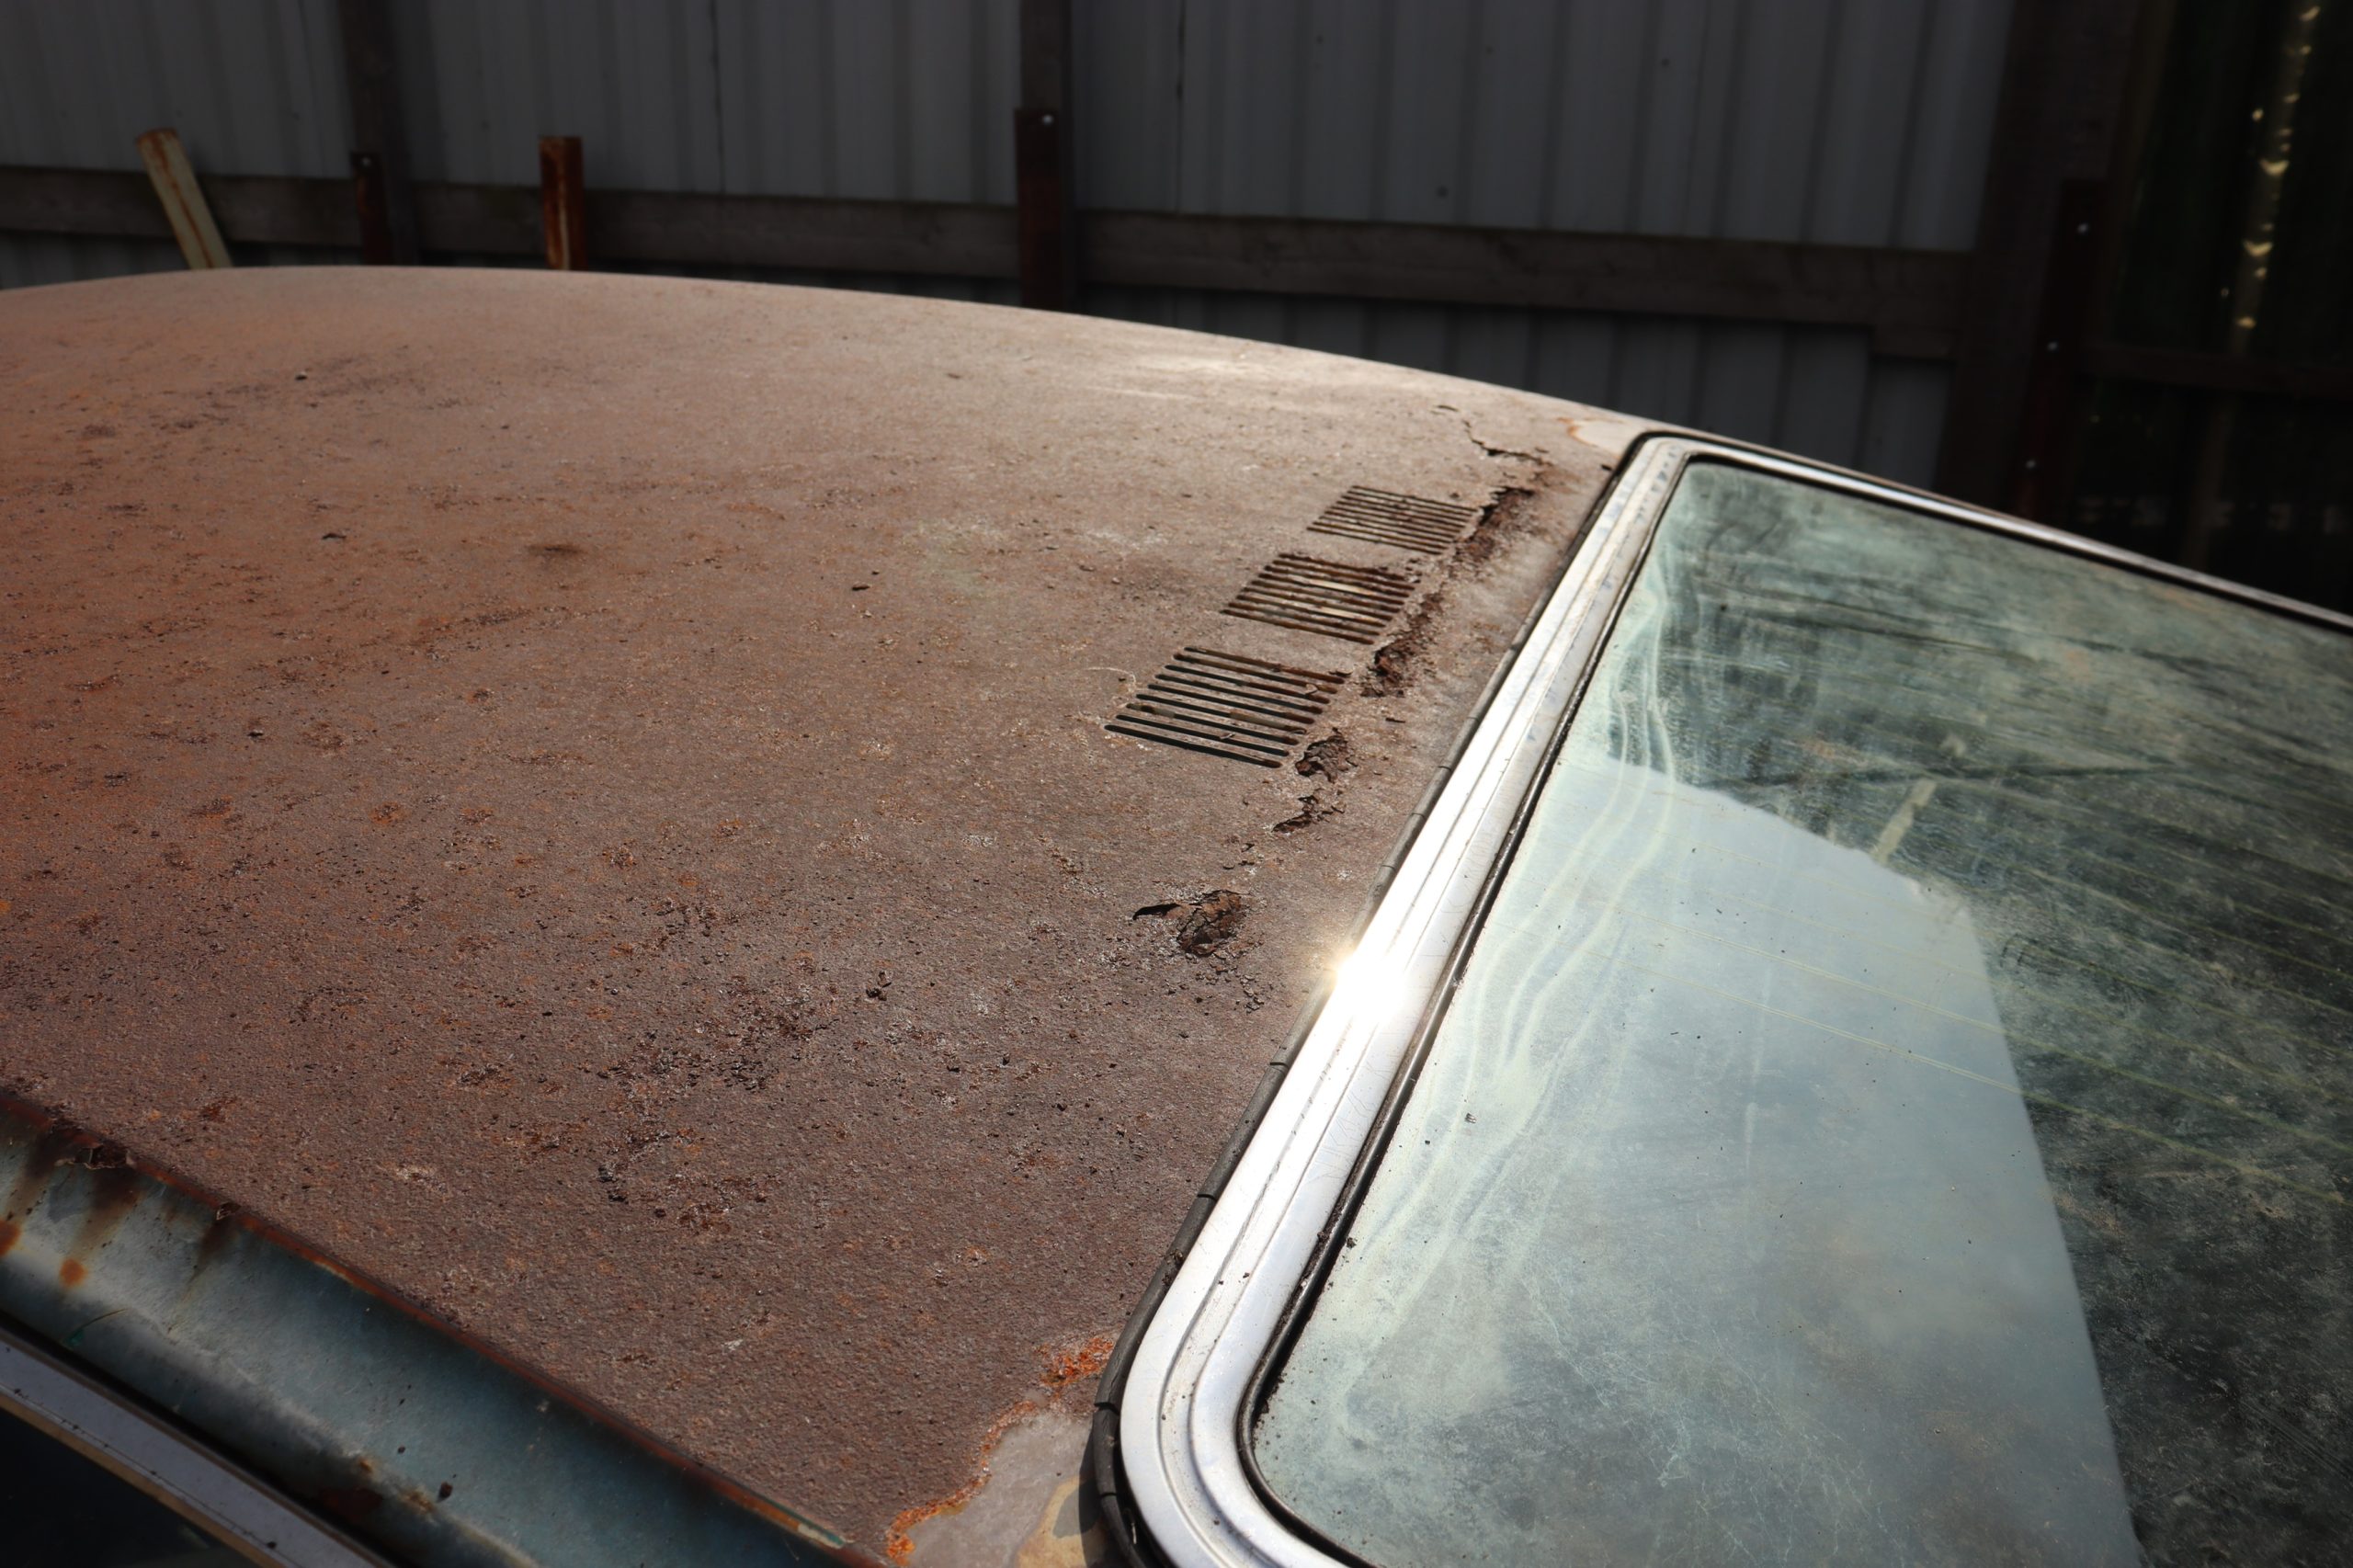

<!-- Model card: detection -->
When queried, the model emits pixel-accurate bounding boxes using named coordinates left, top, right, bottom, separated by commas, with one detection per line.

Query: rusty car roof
left=0, top=267, right=1642, bottom=1553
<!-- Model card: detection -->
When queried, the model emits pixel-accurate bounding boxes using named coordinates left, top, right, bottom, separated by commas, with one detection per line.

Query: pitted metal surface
left=0, top=267, right=1638, bottom=1551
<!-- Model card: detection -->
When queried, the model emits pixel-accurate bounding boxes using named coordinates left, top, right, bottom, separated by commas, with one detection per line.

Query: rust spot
left=1134, top=892, right=1246, bottom=956
left=1272, top=792, right=1338, bottom=835
left=1360, top=588, right=1447, bottom=698
left=0, top=1220, right=18, bottom=1256
left=369, top=801, right=408, bottom=824
left=438, top=1481, right=454, bottom=1500
left=1293, top=732, right=1354, bottom=781
left=1451, top=484, right=1540, bottom=571
left=882, top=1398, right=1040, bottom=1566
left=43, top=1163, right=145, bottom=1290
left=884, top=1339, right=1110, bottom=1564
left=193, top=1214, right=239, bottom=1271
left=85, top=1158, right=141, bottom=1201
left=1176, top=891, right=1244, bottom=956
left=1039, top=1332, right=1115, bottom=1391
left=4, top=1125, right=87, bottom=1236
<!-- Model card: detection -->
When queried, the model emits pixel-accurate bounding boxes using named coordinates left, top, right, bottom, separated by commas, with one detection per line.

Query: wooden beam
left=539, top=136, right=587, bottom=270
left=1081, top=214, right=1965, bottom=358
left=133, top=130, right=232, bottom=269
left=2082, top=343, right=2353, bottom=403
left=0, top=167, right=359, bottom=247
left=1936, top=0, right=2152, bottom=505
left=1016, top=0, right=1076, bottom=310
left=0, top=166, right=180, bottom=240
left=0, top=163, right=1962, bottom=355
left=585, top=187, right=1013, bottom=277
left=336, top=0, right=418, bottom=264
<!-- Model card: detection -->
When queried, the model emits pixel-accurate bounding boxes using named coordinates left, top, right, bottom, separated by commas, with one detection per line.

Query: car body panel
left=0, top=267, right=1640, bottom=1553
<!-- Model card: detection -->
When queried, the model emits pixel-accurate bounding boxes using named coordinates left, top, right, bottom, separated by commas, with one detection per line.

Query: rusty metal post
left=338, top=0, right=417, bottom=264
left=350, top=151, right=394, bottom=264
left=540, top=136, right=587, bottom=271
left=1016, top=0, right=1075, bottom=310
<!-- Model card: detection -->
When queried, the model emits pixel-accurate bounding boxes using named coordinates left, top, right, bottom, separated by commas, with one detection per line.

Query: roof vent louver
left=1107, top=647, right=1345, bottom=767
left=1222, top=552, right=1415, bottom=643
left=1308, top=486, right=1484, bottom=554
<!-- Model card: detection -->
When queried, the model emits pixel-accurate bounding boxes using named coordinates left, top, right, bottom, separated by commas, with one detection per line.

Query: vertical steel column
left=1017, top=0, right=1076, bottom=311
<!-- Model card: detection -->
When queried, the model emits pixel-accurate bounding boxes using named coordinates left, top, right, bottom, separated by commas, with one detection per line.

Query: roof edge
left=0, top=1090, right=866, bottom=1568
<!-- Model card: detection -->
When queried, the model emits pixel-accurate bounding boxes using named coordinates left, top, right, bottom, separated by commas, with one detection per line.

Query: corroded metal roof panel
left=0, top=267, right=1639, bottom=1550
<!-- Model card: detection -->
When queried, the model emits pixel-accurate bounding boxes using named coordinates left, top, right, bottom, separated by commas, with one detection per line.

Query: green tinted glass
left=1253, top=462, right=2353, bottom=1565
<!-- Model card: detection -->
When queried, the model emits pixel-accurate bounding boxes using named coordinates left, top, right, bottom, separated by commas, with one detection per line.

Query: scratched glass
left=1252, top=463, right=2353, bottom=1566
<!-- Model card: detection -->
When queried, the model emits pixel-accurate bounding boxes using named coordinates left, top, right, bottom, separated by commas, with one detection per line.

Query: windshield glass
left=1251, top=460, right=2353, bottom=1565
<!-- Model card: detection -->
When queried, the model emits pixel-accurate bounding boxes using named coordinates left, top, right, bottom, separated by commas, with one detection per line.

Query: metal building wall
left=386, top=0, right=1027, bottom=302
left=0, top=0, right=351, bottom=285
left=1074, top=0, right=2013, bottom=486
left=0, top=0, right=2013, bottom=487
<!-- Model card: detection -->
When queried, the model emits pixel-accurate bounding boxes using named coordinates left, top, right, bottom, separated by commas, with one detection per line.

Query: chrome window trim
left=1114, top=435, right=2353, bottom=1568
left=0, top=1320, right=392, bottom=1568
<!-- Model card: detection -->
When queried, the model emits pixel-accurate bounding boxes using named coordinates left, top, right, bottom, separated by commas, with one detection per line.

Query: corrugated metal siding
left=389, top=0, right=1020, bottom=200
left=1074, top=0, right=2006, bottom=243
left=0, top=0, right=349, bottom=288
left=379, top=0, right=1022, bottom=304
left=0, top=0, right=347, bottom=176
left=1072, top=0, right=2011, bottom=484
left=0, top=0, right=2010, bottom=486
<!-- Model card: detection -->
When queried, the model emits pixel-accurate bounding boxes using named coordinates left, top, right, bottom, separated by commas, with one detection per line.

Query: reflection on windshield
left=1251, top=463, right=2353, bottom=1565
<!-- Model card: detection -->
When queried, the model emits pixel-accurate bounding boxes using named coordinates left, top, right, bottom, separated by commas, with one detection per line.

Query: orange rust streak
left=881, top=1397, right=1042, bottom=1566
left=1040, top=1331, right=1116, bottom=1391
left=881, top=1332, right=1119, bottom=1564
left=0, top=1220, right=18, bottom=1256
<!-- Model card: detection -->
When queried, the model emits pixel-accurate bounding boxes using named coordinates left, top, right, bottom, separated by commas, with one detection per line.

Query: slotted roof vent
left=1222, top=552, right=1415, bottom=643
left=1308, top=486, right=1484, bottom=554
left=1107, top=647, right=1345, bottom=767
